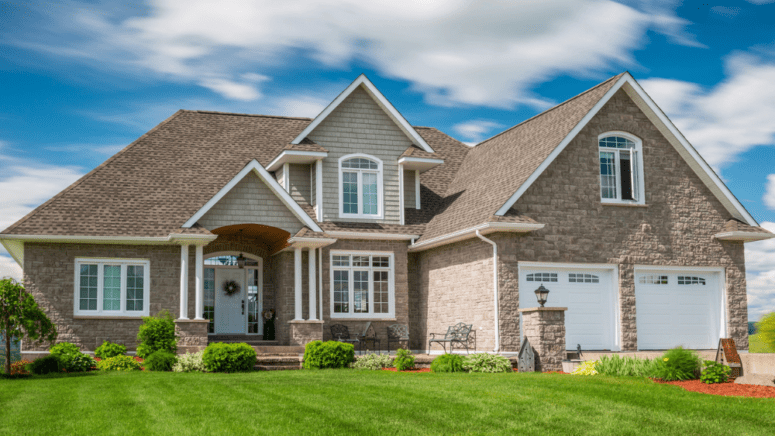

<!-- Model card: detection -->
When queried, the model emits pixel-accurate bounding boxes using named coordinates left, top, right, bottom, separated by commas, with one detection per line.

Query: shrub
left=10, top=359, right=32, bottom=376
left=136, top=310, right=177, bottom=358
left=654, top=347, right=702, bottom=381
left=29, top=355, right=61, bottom=375
left=303, top=341, right=355, bottom=370
left=59, top=353, right=97, bottom=372
left=144, top=350, right=177, bottom=371
left=95, top=341, right=127, bottom=359
left=97, top=355, right=142, bottom=371
left=172, top=350, right=206, bottom=373
left=462, top=353, right=512, bottom=373
left=430, top=353, right=465, bottom=373
left=571, top=360, right=598, bottom=376
left=202, top=343, right=256, bottom=373
left=49, top=342, right=80, bottom=358
left=700, top=360, right=731, bottom=384
left=352, top=353, right=393, bottom=370
left=595, top=355, right=660, bottom=378
left=756, top=312, right=775, bottom=352
left=393, top=348, right=415, bottom=371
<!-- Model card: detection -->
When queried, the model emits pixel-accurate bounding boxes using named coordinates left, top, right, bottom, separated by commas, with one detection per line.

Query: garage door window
left=639, top=274, right=668, bottom=285
left=569, top=273, right=599, bottom=283
left=526, top=272, right=557, bottom=282
left=677, top=276, right=706, bottom=285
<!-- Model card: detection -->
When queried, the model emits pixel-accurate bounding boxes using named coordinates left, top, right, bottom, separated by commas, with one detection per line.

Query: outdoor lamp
left=237, top=253, right=246, bottom=269
left=534, top=284, right=550, bottom=307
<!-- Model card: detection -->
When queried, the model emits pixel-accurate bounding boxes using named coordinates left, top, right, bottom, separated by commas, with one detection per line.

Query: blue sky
left=1, top=0, right=774, bottom=321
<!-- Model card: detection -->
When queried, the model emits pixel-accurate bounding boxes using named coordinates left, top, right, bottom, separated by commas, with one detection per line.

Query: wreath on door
left=223, top=280, right=241, bottom=296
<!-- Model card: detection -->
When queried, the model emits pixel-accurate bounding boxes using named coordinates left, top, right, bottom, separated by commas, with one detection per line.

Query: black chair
left=429, top=322, right=476, bottom=354
left=386, top=324, right=409, bottom=352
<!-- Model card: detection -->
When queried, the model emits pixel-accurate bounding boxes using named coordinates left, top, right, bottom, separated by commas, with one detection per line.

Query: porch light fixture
left=534, top=284, right=550, bottom=307
left=236, top=253, right=246, bottom=269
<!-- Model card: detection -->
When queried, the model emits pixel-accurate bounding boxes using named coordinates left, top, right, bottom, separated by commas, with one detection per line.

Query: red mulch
left=653, top=378, right=775, bottom=399
left=382, top=368, right=431, bottom=373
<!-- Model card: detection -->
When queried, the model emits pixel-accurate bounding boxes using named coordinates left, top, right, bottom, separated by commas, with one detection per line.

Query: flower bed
left=654, top=378, right=775, bottom=399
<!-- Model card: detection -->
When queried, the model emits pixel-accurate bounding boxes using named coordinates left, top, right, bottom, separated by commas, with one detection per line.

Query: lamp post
left=534, top=284, right=550, bottom=307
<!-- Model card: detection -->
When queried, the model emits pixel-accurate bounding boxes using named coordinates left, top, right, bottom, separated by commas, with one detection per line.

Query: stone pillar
left=178, top=244, right=189, bottom=320
left=518, top=307, right=567, bottom=372
left=288, top=320, right=324, bottom=346
left=175, top=319, right=209, bottom=354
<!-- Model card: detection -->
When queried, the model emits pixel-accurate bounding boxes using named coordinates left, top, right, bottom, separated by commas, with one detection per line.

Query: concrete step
left=255, top=365, right=302, bottom=371
left=252, top=345, right=305, bottom=354
left=256, top=356, right=302, bottom=364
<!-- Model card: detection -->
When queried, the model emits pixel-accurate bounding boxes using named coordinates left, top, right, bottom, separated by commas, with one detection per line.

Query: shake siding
left=288, top=163, right=311, bottom=205
left=308, top=86, right=412, bottom=224
left=404, top=169, right=415, bottom=209
left=275, top=165, right=285, bottom=189
left=199, top=171, right=303, bottom=234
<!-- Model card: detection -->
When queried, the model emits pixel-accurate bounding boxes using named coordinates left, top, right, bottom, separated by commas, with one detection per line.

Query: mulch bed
left=382, top=368, right=431, bottom=373
left=653, top=378, right=775, bottom=399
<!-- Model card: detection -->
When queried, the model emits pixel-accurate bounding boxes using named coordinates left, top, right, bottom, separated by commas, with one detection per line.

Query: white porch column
left=308, top=248, right=317, bottom=320
left=179, top=244, right=189, bottom=320
left=294, top=247, right=303, bottom=320
left=194, top=245, right=204, bottom=320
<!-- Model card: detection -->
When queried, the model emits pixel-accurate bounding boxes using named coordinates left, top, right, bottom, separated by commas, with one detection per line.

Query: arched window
left=339, top=154, right=383, bottom=218
left=598, top=132, right=645, bottom=204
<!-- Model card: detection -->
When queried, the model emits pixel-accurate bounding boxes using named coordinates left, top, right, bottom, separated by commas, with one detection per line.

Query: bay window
left=74, top=258, right=150, bottom=317
left=330, top=252, right=394, bottom=318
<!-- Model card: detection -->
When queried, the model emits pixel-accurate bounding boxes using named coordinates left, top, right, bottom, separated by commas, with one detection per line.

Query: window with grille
left=677, top=276, right=706, bottom=285
left=331, top=253, right=394, bottom=318
left=74, top=258, right=150, bottom=316
left=339, top=155, right=382, bottom=218
left=569, top=273, right=600, bottom=283
left=526, top=272, right=558, bottom=282
left=638, top=275, right=669, bottom=285
left=599, top=133, right=644, bottom=204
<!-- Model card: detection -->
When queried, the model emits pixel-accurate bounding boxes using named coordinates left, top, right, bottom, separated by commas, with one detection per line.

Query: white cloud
left=265, top=96, right=328, bottom=119
left=747, top=0, right=775, bottom=5
left=0, top=255, right=22, bottom=281
left=745, top=222, right=775, bottom=321
left=641, top=54, right=775, bottom=168
left=764, top=174, right=775, bottom=209
left=453, top=120, right=504, bottom=144
left=7, top=0, right=699, bottom=107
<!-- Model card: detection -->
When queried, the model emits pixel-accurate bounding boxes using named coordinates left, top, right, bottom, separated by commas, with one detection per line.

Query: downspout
left=475, top=230, right=499, bottom=353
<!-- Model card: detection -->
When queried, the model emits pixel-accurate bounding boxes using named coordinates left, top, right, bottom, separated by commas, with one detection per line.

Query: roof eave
left=266, top=150, right=328, bottom=172
left=408, top=222, right=544, bottom=252
left=714, top=231, right=775, bottom=242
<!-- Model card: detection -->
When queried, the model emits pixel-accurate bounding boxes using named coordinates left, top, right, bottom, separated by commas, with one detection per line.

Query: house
left=2, top=72, right=772, bottom=356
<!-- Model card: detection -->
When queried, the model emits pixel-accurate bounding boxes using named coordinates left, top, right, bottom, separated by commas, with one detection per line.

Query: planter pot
left=562, top=360, right=583, bottom=373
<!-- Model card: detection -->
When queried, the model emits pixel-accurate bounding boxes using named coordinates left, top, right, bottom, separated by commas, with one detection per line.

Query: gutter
left=475, top=230, right=500, bottom=353
left=408, top=222, right=544, bottom=252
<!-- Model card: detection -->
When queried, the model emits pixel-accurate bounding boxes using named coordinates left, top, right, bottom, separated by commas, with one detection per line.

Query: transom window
left=639, top=274, right=669, bottom=285
left=339, top=155, right=383, bottom=218
left=74, top=258, right=150, bottom=317
left=526, top=272, right=558, bottom=282
left=569, top=273, right=600, bottom=283
left=599, top=133, right=644, bottom=204
left=678, top=276, right=706, bottom=285
left=331, top=252, right=394, bottom=318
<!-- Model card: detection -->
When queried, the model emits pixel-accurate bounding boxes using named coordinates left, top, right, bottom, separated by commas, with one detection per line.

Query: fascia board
left=714, top=231, right=775, bottom=242
left=266, top=150, right=328, bottom=171
left=325, top=231, right=419, bottom=240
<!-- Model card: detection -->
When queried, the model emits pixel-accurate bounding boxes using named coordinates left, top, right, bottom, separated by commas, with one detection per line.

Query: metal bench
left=386, top=324, right=409, bottom=352
left=330, top=324, right=361, bottom=354
left=358, top=322, right=380, bottom=353
left=428, top=322, right=476, bottom=354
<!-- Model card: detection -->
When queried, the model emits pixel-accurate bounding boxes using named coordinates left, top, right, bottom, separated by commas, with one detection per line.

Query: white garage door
left=635, top=270, right=723, bottom=350
left=519, top=266, right=616, bottom=351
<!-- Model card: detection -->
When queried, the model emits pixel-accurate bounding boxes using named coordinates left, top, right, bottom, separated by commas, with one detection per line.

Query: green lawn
left=1, top=370, right=773, bottom=435
left=749, top=333, right=774, bottom=353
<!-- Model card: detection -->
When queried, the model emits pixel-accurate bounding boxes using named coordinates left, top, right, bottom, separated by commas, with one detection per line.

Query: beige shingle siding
left=308, top=86, right=412, bottom=224
left=199, top=171, right=303, bottom=234
left=404, top=168, right=416, bottom=209
left=288, top=163, right=311, bottom=205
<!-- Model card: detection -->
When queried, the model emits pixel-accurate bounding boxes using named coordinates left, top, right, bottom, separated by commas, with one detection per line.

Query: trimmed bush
left=700, top=360, right=731, bottom=384
left=462, top=353, right=512, bottom=373
left=303, top=341, right=355, bottom=370
left=173, top=350, right=206, bottom=373
left=571, top=360, right=598, bottom=376
left=595, top=355, right=660, bottom=378
left=654, top=347, right=702, bottom=381
left=59, top=353, right=97, bottom=372
left=202, top=343, right=256, bottom=373
left=756, top=312, right=775, bottom=352
left=393, top=348, right=415, bottom=371
left=97, top=355, right=142, bottom=371
left=29, top=355, right=61, bottom=375
left=95, top=341, right=127, bottom=359
left=352, top=353, right=393, bottom=370
left=431, top=353, right=465, bottom=373
left=144, top=350, right=177, bottom=371
left=49, top=342, right=80, bottom=358
left=136, top=310, right=177, bottom=358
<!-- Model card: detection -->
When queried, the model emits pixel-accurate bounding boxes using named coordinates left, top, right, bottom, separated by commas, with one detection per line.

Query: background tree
left=0, top=278, right=57, bottom=374
left=756, top=312, right=775, bottom=352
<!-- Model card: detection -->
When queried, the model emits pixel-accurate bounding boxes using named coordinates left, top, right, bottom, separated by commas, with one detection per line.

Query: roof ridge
left=1, top=110, right=187, bottom=235
left=474, top=73, right=625, bottom=149
left=188, top=110, right=312, bottom=121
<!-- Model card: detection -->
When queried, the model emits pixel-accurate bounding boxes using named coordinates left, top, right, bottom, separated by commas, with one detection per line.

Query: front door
left=215, top=268, right=245, bottom=334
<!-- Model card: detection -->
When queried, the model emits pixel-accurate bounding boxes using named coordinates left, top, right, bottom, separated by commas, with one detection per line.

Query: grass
left=1, top=370, right=774, bottom=435
left=749, top=333, right=774, bottom=353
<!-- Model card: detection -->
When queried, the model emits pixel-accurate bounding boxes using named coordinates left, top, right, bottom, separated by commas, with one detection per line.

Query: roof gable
left=292, top=74, right=434, bottom=154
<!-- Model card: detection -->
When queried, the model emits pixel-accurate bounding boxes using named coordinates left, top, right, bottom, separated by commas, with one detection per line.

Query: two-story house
left=2, top=72, right=772, bottom=355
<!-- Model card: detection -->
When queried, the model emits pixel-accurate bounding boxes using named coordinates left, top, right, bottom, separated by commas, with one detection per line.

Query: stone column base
left=288, top=320, right=324, bottom=346
left=518, top=307, right=567, bottom=372
left=175, top=319, right=209, bottom=354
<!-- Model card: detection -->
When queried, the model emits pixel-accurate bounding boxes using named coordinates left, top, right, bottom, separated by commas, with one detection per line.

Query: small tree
left=0, top=279, right=57, bottom=374
left=756, top=312, right=775, bottom=351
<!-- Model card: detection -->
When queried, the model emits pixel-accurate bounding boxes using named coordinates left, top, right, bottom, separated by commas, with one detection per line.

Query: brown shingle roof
left=416, top=74, right=623, bottom=242
left=722, top=219, right=772, bottom=234
left=400, top=145, right=442, bottom=160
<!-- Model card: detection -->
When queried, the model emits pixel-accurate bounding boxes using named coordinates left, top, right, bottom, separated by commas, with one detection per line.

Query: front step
left=255, top=354, right=303, bottom=371
left=255, top=365, right=302, bottom=371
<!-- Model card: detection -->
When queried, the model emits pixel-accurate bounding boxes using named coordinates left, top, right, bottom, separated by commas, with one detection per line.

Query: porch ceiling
left=210, top=224, right=291, bottom=254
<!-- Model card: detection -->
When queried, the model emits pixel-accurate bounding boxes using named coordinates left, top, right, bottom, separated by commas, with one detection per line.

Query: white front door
left=215, top=268, right=245, bottom=334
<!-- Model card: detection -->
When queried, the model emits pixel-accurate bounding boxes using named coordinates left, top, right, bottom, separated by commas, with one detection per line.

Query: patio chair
left=428, top=322, right=476, bottom=354
left=386, top=324, right=409, bottom=352
left=330, top=324, right=361, bottom=354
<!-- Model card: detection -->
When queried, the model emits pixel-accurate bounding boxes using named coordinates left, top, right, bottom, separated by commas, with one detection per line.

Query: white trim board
left=495, top=73, right=758, bottom=227
left=266, top=150, right=328, bottom=172
left=182, top=159, right=322, bottom=233
left=291, top=74, right=435, bottom=154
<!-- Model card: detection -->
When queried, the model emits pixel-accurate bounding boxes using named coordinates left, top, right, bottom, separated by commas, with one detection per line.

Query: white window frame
left=329, top=250, right=395, bottom=319
left=338, top=154, right=384, bottom=219
left=598, top=131, right=645, bottom=205
left=73, top=258, right=151, bottom=317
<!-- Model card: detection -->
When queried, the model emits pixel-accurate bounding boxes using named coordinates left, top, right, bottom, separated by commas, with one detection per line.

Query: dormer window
left=339, top=154, right=383, bottom=218
left=598, top=132, right=645, bottom=204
